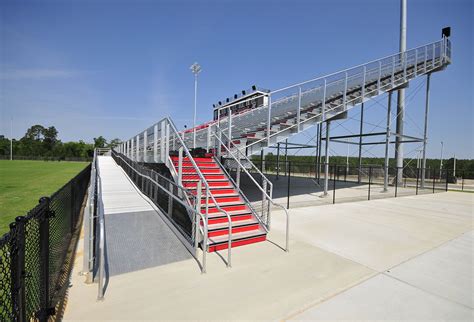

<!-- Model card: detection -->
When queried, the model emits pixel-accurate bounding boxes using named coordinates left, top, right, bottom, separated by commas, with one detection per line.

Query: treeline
left=0, top=124, right=121, bottom=161
left=253, top=153, right=474, bottom=175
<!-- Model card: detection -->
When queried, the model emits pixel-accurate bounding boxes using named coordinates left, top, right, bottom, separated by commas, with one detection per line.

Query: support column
left=315, top=124, right=320, bottom=179
left=276, top=142, right=280, bottom=180
left=421, top=74, right=431, bottom=188
left=160, top=121, right=165, bottom=162
left=318, top=123, right=323, bottom=181
left=383, top=92, right=393, bottom=192
left=284, top=139, right=288, bottom=176
left=395, top=0, right=407, bottom=183
left=324, top=121, right=331, bottom=196
left=131, top=138, right=134, bottom=161
left=358, top=103, right=364, bottom=183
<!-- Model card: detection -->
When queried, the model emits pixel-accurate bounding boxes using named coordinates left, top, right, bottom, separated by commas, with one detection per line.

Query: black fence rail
left=0, top=155, right=92, bottom=162
left=0, top=164, right=91, bottom=322
left=240, top=160, right=467, bottom=209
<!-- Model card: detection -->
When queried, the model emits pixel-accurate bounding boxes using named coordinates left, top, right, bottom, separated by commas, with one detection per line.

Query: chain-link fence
left=0, top=164, right=91, bottom=321
left=244, top=160, right=453, bottom=209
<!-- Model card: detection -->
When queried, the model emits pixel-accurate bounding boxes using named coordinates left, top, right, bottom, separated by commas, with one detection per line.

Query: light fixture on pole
left=190, top=62, right=202, bottom=149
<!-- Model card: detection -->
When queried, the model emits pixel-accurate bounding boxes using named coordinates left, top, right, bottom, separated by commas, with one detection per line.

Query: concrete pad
left=64, top=233, right=375, bottom=320
left=388, top=231, right=474, bottom=308
left=271, top=192, right=473, bottom=272
left=290, top=274, right=473, bottom=321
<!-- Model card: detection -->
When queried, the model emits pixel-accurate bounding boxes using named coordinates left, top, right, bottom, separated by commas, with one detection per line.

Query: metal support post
left=297, top=87, right=302, bottom=131
left=421, top=74, right=431, bottom=188
left=343, top=72, right=348, bottom=109
left=324, top=121, right=331, bottom=196
left=160, top=121, right=165, bottom=162
left=368, top=167, right=372, bottom=200
left=178, top=147, right=183, bottom=187
left=322, top=79, right=327, bottom=121
left=358, top=103, right=364, bottom=183
left=195, top=181, right=202, bottom=249
left=333, top=166, right=336, bottom=204
left=236, top=164, right=241, bottom=188
left=11, top=217, right=26, bottom=322
left=136, top=135, right=139, bottom=162
left=207, top=125, right=212, bottom=152
left=153, top=124, right=158, bottom=162
left=143, top=130, right=148, bottom=163
left=287, top=161, right=291, bottom=209
left=165, top=124, right=170, bottom=166
left=266, top=95, right=272, bottom=144
left=284, top=139, right=288, bottom=177
left=276, top=142, right=280, bottom=180
left=383, top=92, right=393, bottom=192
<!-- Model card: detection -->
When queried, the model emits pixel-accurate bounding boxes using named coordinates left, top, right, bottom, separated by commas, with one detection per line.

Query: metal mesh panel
left=0, top=233, right=15, bottom=321
left=23, top=211, right=42, bottom=318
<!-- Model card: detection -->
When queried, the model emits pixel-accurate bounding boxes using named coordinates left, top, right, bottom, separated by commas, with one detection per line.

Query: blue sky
left=1, top=0, right=472, bottom=159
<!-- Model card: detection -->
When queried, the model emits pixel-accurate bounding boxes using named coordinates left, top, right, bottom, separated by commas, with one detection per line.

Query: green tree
left=107, top=138, right=122, bottom=149
left=93, top=136, right=107, bottom=148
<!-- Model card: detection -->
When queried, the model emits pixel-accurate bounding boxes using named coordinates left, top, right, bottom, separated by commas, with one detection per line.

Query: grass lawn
left=0, top=160, right=89, bottom=235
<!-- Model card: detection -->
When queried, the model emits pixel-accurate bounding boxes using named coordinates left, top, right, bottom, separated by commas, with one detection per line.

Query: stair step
left=207, top=219, right=261, bottom=237
left=185, top=181, right=232, bottom=188
left=182, top=168, right=221, bottom=174
left=191, top=188, right=239, bottom=196
left=206, top=212, right=254, bottom=225
left=202, top=204, right=249, bottom=214
left=204, top=196, right=243, bottom=205
left=182, top=174, right=227, bottom=181
left=206, top=228, right=267, bottom=252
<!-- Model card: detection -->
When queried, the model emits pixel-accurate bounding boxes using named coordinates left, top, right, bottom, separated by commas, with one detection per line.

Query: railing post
left=424, top=45, right=428, bottom=73
left=297, top=87, right=302, bottom=131
left=432, top=43, right=436, bottom=67
left=462, top=171, right=464, bottom=191
left=153, top=124, right=158, bottom=162
left=207, top=125, right=212, bottom=153
left=416, top=168, right=419, bottom=195
left=228, top=107, right=232, bottom=151
left=37, top=197, right=55, bottom=322
left=165, top=124, right=170, bottom=166
left=368, top=166, right=372, bottom=200
left=432, top=171, right=436, bottom=193
left=343, top=72, right=348, bottom=109
left=178, top=147, right=183, bottom=197
left=322, top=79, right=327, bottom=121
left=10, top=216, right=26, bottom=322
left=333, top=165, right=336, bottom=204
left=160, top=121, right=165, bottom=162
left=395, top=167, right=399, bottom=197
left=195, top=180, right=202, bottom=249
left=287, top=161, right=291, bottom=209
left=414, top=49, right=418, bottom=77
left=403, top=51, right=408, bottom=81
left=391, top=56, right=396, bottom=87
left=377, top=60, right=382, bottom=91
left=266, top=94, right=272, bottom=145
left=236, top=164, right=241, bottom=188
left=143, top=130, right=148, bottom=163
left=361, top=66, right=366, bottom=101
left=445, top=169, right=449, bottom=192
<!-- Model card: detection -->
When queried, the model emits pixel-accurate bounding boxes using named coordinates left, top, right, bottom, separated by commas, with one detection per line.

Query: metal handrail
left=111, top=150, right=209, bottom=273
left=241, top=40, right=448, bottom=153
left=166, top=117, right=233, bottom=268
left=96, top=151, right=106, bottom=300
left=213, top=128, right=289, bottom=252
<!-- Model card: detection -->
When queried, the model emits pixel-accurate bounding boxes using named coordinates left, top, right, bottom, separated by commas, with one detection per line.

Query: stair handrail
left=95, top=150, right=106, bottom=300
left=111, top=149, right=209, bottom=273
left=239, top=39, right=449, bottom=154
left=166, top=117, right=233, bottom=268
left=213, top=127, right=289, bottom=252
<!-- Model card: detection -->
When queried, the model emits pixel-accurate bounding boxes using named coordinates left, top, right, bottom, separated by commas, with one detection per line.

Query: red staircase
left=170, top=155, right=267, bottom=252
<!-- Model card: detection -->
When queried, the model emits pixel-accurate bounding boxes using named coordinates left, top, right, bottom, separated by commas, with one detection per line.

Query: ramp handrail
left=111, top=150, right=209, bottom=273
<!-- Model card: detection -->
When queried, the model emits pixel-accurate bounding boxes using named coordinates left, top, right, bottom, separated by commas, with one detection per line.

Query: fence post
left=462, top=171, right=464, bottom=191
left=70, top=177, right=75, bottom=233
left=287, top=161, right=291, bottom=209
left=395, top=167, right=398, bottom=197
left=416, top=168, right=419, bottom=195
left=333, top=165, right=337, bottom=204
left=445, top=169, right=449, bottom=192
left=36, top=197, right=55, bottom=322
left=368, top=167, right=372, bottom=200
left=432, top=171, right=436, bottom=193
left=10, top=216, right=27, bottom=322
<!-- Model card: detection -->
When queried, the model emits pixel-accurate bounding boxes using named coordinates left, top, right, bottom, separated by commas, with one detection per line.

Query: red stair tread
left=207, top=218, right=259, bottom=230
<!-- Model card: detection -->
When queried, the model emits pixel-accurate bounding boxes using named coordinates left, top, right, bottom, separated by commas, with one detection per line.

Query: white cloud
left=0, top=68, right=87, bottom=80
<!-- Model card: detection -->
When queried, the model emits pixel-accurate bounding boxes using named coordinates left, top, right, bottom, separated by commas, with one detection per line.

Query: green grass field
left=0, top=160, right=89, bottom=235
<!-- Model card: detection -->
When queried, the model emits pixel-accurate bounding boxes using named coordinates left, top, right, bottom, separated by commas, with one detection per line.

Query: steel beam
left=421, top=73, right=431, bottom=188
left=383, top=92, right=393, bottom=192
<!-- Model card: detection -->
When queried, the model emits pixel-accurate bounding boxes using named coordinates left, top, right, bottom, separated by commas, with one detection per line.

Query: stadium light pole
left=190, top=62, right=202, bottom=149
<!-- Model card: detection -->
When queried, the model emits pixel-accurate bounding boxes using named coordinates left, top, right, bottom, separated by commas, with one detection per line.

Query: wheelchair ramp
left=97, top=156, right=192, bottom=276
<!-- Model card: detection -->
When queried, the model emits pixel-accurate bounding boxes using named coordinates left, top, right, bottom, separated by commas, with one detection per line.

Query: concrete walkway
left=64, top=191, right=473, bottom=321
